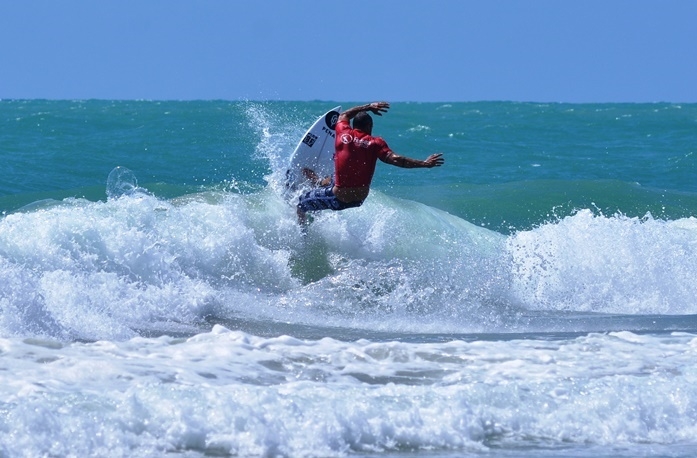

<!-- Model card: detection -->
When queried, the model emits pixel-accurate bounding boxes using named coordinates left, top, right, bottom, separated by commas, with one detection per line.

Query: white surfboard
left=285, top=106, right=341, bottom=193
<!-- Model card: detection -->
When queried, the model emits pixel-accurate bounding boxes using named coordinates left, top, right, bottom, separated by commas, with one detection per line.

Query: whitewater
left=1, top=100, right=697, bottom=457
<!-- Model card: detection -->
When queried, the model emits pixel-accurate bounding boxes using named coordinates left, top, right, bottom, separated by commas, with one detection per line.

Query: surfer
left=297, top=102, right=444, bottom=224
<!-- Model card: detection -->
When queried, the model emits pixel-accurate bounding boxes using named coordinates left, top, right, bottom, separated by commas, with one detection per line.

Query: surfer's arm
left=382, top=152, right=444, bottom=169
left=301, top=168, right=331, bottom=186
left=338, top=102, right=390, bottom=122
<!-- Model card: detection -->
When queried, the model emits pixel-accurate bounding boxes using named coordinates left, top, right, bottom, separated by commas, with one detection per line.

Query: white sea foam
left=3, top=184, right=697, bottom=341
left=2, top=327, right=697, bottom=456
left=507, top=210, right=697, bottom=314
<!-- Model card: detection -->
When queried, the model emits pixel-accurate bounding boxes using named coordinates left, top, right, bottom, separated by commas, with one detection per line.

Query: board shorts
left=297, top=184, right=364, bottom=213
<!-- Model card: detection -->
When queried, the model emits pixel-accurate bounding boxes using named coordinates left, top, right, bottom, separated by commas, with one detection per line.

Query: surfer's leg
left=298, top=187, right=333, bottom=212
left=297, top=186, right=332, bottom=225
left=297, top=206, right=308, bottom=226
left=296, top=185, right=362, bottom=224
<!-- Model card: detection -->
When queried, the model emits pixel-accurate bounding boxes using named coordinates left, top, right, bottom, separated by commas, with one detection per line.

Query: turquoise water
left=3, top=100, right=695, bottom=232
left=1, top=100, right=697, bottom=457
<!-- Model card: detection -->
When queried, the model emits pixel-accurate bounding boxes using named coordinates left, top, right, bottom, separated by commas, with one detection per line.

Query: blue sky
left=1, top=0, right=696, bottom=103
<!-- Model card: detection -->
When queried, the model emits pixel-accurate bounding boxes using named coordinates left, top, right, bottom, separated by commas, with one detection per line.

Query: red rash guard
left=333, top=120, right=392, bottom=188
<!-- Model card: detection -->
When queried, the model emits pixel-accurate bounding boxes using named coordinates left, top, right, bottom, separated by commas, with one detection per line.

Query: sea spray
left=507, top=210, right=697, bottom=314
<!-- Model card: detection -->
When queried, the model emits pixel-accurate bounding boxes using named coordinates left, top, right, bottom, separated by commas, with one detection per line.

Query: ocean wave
left=2, top=170, right=697, bottom=341
left=507, top=209, right=697, bottom=314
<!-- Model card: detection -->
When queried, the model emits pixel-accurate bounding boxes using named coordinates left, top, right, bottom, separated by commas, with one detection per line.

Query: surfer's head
left=353, top=111, right=373, bottom=134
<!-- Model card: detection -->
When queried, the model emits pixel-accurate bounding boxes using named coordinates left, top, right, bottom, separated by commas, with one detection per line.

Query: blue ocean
left=1, top=100, right=697, bottom=457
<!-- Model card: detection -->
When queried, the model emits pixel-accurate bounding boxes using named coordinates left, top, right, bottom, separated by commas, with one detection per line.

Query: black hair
left=352, top=111, right=373, bottom=132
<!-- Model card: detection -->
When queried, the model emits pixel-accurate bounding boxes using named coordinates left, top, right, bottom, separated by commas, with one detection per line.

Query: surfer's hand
left=368, top=102, right=390, bottom=116
left=424, top=153, right=444, bottom=168
left=301, top=168, right=322, bottom=185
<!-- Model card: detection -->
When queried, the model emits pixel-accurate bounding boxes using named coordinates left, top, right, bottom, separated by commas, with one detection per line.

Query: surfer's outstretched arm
left=381, top=152, right=444, bottom=169
left=338, top=102, right=390, bottom=123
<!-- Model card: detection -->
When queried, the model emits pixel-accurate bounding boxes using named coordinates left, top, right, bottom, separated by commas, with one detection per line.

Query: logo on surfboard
left=302, top=132, right=318, bottom=147
left=325, top=111, right=339, bottom=130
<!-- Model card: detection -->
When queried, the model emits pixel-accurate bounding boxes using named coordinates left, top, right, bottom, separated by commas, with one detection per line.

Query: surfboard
left=285, top=106, right=341, bottom=193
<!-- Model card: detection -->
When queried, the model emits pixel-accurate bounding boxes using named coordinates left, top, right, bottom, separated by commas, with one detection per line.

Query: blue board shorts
left=297, top=184, right=364, bottom=213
